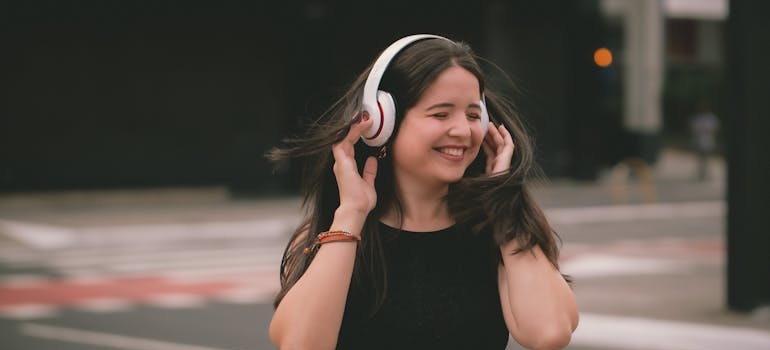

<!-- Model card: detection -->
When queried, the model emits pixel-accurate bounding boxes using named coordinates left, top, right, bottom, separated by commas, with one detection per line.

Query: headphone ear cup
left=362, top=90, right=396, bottom=147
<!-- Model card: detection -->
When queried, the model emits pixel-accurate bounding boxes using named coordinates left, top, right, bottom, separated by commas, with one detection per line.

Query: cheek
left=466, top=127, right=485, bottom=158
left=472, top=125, right=486, bottom=147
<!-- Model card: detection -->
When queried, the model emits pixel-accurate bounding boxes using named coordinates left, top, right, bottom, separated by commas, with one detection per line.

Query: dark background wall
left=2, top=1, right=291, bottom=193
left=483, top=1, right=607, bottom=179
left=1, top=0, right=605, bottom=194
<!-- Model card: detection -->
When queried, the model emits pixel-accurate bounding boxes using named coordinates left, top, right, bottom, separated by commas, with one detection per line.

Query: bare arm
left=268, top=209, right=365, bottom=350
left=269, top=115, right=378, bottom=350
left=498, top=243, right=579, bottom=350
left=483, top=122, right=578, bottom=349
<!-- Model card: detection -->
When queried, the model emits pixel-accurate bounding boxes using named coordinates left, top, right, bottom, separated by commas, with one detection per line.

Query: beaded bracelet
left=303, top=229, right=360, bottom=255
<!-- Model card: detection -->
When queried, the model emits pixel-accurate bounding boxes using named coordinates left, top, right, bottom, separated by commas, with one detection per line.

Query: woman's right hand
left=331, top=112, right=378, bottom=217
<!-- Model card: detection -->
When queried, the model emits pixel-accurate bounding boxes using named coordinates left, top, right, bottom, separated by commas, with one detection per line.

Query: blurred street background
left=2, top=0, right=769, bottom=349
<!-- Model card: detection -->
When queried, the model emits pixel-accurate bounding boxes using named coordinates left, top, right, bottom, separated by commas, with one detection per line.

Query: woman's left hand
left=482, top=122, right=515, bottom=174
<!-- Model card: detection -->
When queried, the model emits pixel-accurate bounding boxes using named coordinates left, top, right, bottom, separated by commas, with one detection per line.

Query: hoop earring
left=376, top=146, right=388, bottom=159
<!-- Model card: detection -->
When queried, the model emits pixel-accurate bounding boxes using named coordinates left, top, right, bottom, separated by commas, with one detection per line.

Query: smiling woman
left=390, top=66, right=485, bottom=192
left=266, top=34, right=578, bottom=350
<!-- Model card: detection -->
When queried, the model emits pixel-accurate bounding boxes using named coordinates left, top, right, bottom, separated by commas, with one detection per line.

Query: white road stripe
left=144, top=294, right=206, bottom=309
left=20, top=323, right=235, bottom=350
left=0, top=220, right=75, bottom=249
left=561, top=254, right=691, bottom=278
left=573, top=312, right=770, bottom=350
left=546, top=200, right=724, bottom=225
left=0, top=304, right=58, bottom=320
left=0, top=217, right=297, bottom=249
left=215, top=287, right=277, bottom=304
left=42, top=246, right=282, bottom=269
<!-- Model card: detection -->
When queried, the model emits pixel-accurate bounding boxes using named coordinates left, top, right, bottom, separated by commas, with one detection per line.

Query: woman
left=268, top=34, right=578, bottom=350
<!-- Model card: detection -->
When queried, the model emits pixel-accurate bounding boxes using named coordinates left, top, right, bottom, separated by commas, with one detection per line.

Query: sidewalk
left=531, top=147, right=726, bottom=208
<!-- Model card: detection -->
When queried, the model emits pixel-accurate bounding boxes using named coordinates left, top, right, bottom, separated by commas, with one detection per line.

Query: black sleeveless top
left=336, top=223, right=509, bottom=350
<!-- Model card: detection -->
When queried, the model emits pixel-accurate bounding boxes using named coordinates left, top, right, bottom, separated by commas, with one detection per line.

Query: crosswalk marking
left=561, top=254, right=692, bottom=278
left=215, top=287, right=276, bottom=304
left=546, top=200, right=724, bottom=225
left=0, top=218, right=298, bottom=249
left=0, top=304, right=59, bottom=319
left=0, top=218, right=291, bottom=319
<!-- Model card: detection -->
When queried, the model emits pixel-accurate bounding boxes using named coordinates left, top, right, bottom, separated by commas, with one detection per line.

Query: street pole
left=725, top=0, right=770, bottom=312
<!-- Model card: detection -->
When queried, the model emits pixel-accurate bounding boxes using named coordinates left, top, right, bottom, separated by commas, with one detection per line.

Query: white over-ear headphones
left=359, top=34, right=490, bottom=147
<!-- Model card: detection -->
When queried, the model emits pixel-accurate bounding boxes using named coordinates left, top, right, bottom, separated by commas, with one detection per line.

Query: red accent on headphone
left=364, top=104, right=386, bottom=140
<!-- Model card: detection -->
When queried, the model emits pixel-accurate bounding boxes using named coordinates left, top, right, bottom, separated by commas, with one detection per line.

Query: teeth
left=439, top=148, right=464, bottom=157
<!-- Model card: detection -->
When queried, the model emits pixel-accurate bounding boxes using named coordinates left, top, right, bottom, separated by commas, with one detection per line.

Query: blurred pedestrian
left=690, top=102, right=720, bottom=181
left=608, top=131, right=658, bottom=203
left=267, top=34, right=578, bottom=350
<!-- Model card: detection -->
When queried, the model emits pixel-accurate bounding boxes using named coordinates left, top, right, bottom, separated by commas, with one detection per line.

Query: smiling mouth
left=436, top=147, right=465, bottom=157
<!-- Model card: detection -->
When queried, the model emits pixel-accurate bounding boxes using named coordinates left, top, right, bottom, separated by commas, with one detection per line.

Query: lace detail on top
left=336, top=223, right=508, bottom=350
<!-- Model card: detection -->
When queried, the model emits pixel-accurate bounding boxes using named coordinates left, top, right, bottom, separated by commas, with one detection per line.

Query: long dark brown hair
left=268, top=37, right=565, bottom=314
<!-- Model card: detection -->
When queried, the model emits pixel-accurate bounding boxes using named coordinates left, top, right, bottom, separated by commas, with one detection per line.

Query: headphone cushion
left=363, top=90, right=396, bottom=147
left=480, top=99, right=490, bottom=135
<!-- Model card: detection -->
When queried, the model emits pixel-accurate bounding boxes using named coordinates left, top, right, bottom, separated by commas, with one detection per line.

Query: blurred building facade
left=0, top=0, right=728, bottom=192
left=2, top=0, right=609, bottom=193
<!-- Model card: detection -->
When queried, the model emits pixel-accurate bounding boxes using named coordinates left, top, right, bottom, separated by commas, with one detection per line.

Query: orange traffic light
left=594, top=47, right=613, bottom=67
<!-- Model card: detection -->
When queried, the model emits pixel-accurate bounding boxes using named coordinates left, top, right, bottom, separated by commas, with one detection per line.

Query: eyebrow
left=426, top=102, right=482, bottom=110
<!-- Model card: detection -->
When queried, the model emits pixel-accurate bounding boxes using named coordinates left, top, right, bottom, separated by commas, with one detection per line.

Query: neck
left=381, top=180, right=454, bottom=232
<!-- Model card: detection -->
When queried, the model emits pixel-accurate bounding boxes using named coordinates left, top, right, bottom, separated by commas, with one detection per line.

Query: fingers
left=482, top=123, right=515, bottom=174
left=498, top=124, right=514, bottom=151
left=332, top=113, right=373, bottom=161
left=487, top=123, right=505, bottom=147
left=485, top=123, right=514, bottom=151
left=342, top=112, right=372, bottom=146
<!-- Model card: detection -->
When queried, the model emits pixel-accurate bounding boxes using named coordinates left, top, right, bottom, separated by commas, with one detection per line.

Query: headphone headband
left=359, top=35, right=453, bottom=146
left=361, top=34, right=451, bottom=121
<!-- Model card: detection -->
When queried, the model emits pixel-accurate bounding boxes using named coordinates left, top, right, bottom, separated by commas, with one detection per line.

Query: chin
left=439, top=173, right=466, bottom=184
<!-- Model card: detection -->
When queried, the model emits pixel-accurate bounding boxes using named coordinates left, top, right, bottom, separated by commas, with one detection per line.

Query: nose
left=447, top=113, right=473, bottom=138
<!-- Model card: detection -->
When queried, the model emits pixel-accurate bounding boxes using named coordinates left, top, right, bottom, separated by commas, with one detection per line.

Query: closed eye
left=467, top=113, right=481, bottom=120
left=430, top=113, right=449, bottom=118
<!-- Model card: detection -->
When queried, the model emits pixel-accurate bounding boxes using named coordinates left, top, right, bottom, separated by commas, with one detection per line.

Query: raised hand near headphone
left=482, top=122, right=515, bottom=174
left=332, top=113, right=379, bottom=220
